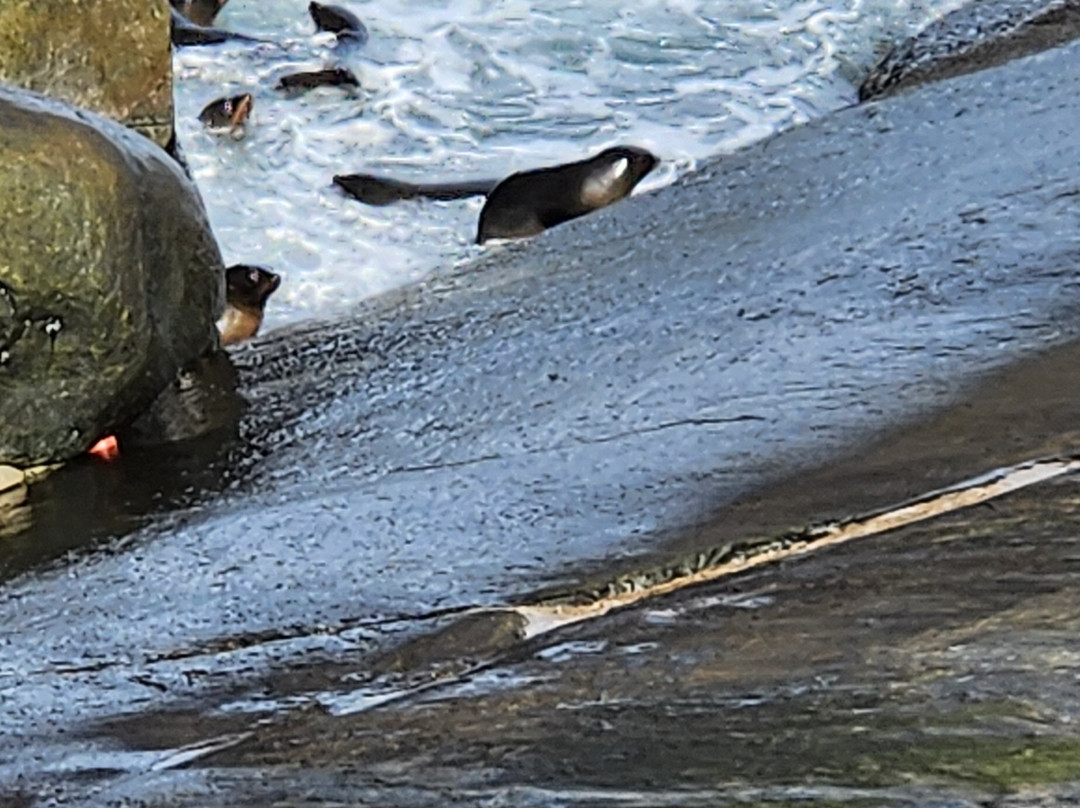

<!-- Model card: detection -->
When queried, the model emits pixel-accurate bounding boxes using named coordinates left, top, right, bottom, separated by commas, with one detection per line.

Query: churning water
left=173, top=0, right=963, bottom=328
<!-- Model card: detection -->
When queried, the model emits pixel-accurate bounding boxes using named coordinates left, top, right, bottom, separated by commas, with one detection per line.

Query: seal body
left=309, top=2, right=368, bottom=42
left=476, top=146, right=658, bottom=244
left=199, top=93, right=253, bottom=132
left=170, top=0, right=229, bottom=27
left=277, top=68, right=360, bottom=93
left=171, top=9, right=261, bottom=46
left=333, top=174, right=497, bottom=206
left=217, top=265, right=281, bottom=346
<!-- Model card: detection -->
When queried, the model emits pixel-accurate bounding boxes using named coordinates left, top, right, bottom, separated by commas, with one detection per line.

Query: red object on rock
left=88, top=434, right=120, bottom=460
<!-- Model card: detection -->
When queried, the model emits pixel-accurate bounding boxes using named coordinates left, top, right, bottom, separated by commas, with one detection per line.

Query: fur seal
left=277, top=67, right=360, bottom=93
left=476, top=146, right=658, bottom=244
left=170, top=0, right=229, bottom=27
left=309, top=1, right=368, bottom=42
left=199, top=93, right=253, bottom=132
left=170, top=8, right=261, bottom=46
left=332, top=173, right=498, bottom=206
left=218, top=265, right=281, bottom=346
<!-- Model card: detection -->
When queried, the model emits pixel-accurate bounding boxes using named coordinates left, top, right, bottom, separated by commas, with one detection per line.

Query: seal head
left=218, top=265, right=281, bottom=346
left=309, top=1, right=368, bottom=42
left=477, top=146, right=658, bottom=244
left=198, top=93, right=253, bottom=132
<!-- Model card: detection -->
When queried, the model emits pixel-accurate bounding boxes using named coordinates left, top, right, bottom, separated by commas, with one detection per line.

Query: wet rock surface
left=0, top=87, right=223, bottom=466
left=0, top=0, right=173, bottom=147
left=2, top=30, right=1080, bottom=808
left=860, top=0, right=1080, bottom=101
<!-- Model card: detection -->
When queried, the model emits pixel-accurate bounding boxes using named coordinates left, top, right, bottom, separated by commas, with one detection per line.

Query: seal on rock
left=476, top=146, right=658, bottom=244
left=309, top=1, right=368, bottom=42
left=333, top=173, right=498, bottom=206
left=217, top=265, right=281, bottom=346
left=199, top=93, right=253, bottom=132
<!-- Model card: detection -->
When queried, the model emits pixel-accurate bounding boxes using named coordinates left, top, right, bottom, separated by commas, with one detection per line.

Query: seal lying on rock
left=476, top=146, right=658, bottom=244
left=309, top=1, right=368, bottom=42
left=171, top=0, right=229, bottom=27
left=199, top=93, right=253, bottom=132
left=333, top=173, right=498, bottom=206
left=277, top=68, right=359, bottom=93
left=218, top=265, right=281, bottom=346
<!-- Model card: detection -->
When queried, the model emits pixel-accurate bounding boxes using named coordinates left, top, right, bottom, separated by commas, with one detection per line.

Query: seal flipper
left=334, top=174, right=498, bottom=206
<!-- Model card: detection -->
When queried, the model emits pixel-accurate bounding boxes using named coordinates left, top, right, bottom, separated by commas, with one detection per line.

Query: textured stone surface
left=0, top=86, right=223, bottom=466
left=860, top=0, right=1080, bottom=101
left=0, top=0, right=172, bottom=147
left=2, top=25, right=1080, bottom=808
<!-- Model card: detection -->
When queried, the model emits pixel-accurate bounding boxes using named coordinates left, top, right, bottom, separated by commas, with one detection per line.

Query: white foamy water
left=174, top=0, right=963, bottom=328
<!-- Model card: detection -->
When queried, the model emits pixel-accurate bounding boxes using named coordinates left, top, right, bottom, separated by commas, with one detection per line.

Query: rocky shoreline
left=3, top=3, right=1080, bottom=806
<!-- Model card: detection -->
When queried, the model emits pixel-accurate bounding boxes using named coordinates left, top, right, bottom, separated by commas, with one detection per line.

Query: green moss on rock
left=0, top=87, right=222, bottom=465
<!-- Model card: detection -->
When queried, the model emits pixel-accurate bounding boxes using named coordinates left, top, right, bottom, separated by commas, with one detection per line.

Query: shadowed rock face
left=0, top=87, right=224, bottom=466
left=0, top=0, right=173, bottom=148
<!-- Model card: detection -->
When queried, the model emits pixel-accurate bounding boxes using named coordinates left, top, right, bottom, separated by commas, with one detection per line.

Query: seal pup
left=333, top=173, right=498, bottom=206
left=171, top=0, right=229, bottom=27
left=218, top=265, right=281, bottom=346
left=277, top=67, right=360, bottom=94
left=199, top=93, right=253, bottom=133
left=476, top=146, right=658, bottom=244
left=309, top=1, right=369, bottom=42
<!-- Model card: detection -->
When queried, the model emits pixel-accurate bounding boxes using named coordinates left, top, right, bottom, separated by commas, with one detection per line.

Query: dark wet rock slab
left=860, top=0, right=1080, bottom=101
left=3, top=29, right=1080, bottom=808
left=95, top=447, right=1080, bottom=806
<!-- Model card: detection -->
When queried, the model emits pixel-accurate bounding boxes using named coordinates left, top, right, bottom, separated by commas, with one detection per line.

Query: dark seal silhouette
left=309, top=1, right=368, bottom=42
left=333, top=174, right=497, bottom=206
left=170, top=8, right=261, bottom=46
left=170, top=0, right=229, bottom=27
left=218, top=265, right=281, bottom=346
left=199, top=93, right=253, bottom=132
left=476, top=146, right=658, bottom=244
left=277, top=68, right=360, bottom=93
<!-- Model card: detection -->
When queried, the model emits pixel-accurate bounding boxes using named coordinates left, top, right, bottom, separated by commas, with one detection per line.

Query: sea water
left=173, top=0, right=964, bottom=328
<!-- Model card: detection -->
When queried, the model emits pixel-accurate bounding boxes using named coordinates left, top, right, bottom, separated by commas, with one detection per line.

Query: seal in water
left=476, top=146, right=658, bottom=244
left=199, top=93, right=253, bottom=133
left=333, top=173, right=498, bottom=206
left=170, top=0, right=229, bottom=27
left=170, top=8, right=261, bottom=46
left=277, top=68, right=360, bottom=93
left=309, top=1, right=368, bottom=42
left=218, top=265, right=281, bottom=346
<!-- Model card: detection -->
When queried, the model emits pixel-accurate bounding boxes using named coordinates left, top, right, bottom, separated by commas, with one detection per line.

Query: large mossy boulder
left=0, top=0, right=172, bottom=148
left=0, top=86, right=223, bottom=467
